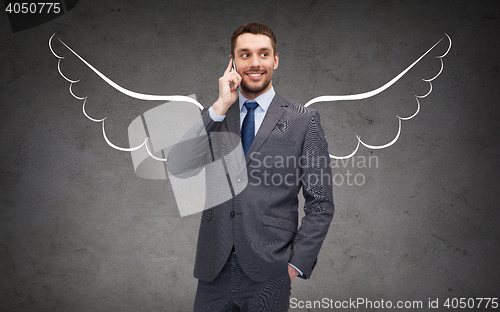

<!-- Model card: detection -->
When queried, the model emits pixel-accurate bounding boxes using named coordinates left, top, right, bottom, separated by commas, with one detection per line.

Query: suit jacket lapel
left=245, top=94, right=286, bottom=165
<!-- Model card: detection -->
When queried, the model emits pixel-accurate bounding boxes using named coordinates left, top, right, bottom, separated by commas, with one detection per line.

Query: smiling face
left=233, top=33, right=279, bottom=99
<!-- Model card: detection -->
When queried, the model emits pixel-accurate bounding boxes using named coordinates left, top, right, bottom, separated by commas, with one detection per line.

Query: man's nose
left=249, top=55, right=261, bottom=68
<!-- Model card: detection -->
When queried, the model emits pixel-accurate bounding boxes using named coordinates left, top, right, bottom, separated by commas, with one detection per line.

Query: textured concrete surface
left=1, top=0, right=499, bottom=311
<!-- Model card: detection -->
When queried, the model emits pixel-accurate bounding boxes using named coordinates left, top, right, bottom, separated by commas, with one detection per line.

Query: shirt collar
left=239, top=86, right=275, bottom=112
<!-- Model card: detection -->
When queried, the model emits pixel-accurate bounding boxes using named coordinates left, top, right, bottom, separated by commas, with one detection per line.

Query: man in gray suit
left=168, top=22, right=334, bottom=312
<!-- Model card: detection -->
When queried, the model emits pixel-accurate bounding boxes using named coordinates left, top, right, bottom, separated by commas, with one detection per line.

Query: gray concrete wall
left=1, top=0, right=499, bottom=311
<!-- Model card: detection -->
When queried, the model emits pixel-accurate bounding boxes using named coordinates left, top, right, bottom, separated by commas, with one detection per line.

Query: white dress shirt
left=208, top=87, right=275, bottom=135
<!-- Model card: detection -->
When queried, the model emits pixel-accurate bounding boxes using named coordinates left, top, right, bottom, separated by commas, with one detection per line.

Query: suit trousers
left=193, top=252, right=291, bottom=312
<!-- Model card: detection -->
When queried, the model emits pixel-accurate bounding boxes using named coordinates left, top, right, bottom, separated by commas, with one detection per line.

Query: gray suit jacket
left=168, top=93, right=334, bottom=282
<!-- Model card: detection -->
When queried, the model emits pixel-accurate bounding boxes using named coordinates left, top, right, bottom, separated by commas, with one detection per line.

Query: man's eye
left=261, top=53, right=268, bottom=57
left=242, top=54, right=249, bottom=58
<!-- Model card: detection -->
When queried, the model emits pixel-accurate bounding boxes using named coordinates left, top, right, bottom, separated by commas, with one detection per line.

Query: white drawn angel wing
left=305, top=34, right=452, bottom=159
left=49, top=33, right=204, bottom=162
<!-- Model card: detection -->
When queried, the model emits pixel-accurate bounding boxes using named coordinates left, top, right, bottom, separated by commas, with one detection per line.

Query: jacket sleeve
left=166, top=108, right=224, bottom=178
left=289, top=109, right=335, bottom=279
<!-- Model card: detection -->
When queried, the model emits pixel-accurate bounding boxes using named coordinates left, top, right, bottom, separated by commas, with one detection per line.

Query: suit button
left=237, top=178, right=241, bottom=182
left=230, top=211, right=235, bottom=217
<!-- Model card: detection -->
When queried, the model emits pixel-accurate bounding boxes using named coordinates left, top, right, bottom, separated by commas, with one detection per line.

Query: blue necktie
left=241, top=100, right=259, bottom=156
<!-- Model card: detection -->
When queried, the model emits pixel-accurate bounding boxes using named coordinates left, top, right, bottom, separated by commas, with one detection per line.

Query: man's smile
left=246, top=71, right=265, bottom=80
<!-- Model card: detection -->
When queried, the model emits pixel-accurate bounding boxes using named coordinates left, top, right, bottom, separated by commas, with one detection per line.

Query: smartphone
left=230, top=56, right=237, bottom=89
left=231, top=57, right=237, bottom=72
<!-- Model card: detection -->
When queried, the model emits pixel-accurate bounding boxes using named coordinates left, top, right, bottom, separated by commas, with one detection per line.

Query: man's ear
left=274, top=53, right=279, bottom=70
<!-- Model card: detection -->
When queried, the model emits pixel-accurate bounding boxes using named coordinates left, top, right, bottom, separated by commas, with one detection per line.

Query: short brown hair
left=230, top=22, right=277, bottom=57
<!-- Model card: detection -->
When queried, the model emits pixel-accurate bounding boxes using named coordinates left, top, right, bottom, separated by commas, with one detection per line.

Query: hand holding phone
left=212, top=56, right=241, bottom=116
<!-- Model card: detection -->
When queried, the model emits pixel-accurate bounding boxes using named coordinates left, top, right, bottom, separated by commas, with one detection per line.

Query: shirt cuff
left=288, top=263, right=303, bottom=276
left=209, top=106, right=226, bottom=122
